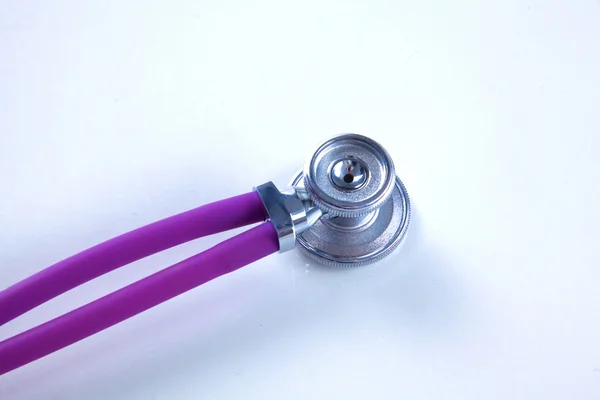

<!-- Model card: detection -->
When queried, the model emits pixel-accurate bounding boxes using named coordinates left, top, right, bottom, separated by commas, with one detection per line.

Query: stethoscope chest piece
left=0, top=132, right=412, bottom=375
left=291, top=134, right=410, bottom=267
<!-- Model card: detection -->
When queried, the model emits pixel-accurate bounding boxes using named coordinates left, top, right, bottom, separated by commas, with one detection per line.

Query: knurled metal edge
left=297, top=177, right=411, bottom=267
left=303, top=172, right=395, bottom=218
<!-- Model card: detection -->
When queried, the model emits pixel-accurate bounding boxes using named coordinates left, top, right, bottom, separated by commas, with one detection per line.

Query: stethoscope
left=0, top=133, right=410, bottom=375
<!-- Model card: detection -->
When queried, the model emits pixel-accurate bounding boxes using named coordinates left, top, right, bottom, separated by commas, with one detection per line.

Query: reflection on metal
left=257, top=133, right=410, bottom=267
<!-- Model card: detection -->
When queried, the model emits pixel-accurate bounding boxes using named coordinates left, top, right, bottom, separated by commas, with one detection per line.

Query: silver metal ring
left=303, top=134, right=396, bottom=218
left=290, top=172, right=410, bottom=267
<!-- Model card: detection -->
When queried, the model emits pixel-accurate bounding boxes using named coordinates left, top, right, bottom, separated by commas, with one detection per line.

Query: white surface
left=1, top=0, right=600, bottom=398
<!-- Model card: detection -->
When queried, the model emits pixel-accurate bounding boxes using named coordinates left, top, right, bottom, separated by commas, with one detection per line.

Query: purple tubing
left=0, top=192, right=267, bottom=326
left=0, top=222, right=279, bottom=375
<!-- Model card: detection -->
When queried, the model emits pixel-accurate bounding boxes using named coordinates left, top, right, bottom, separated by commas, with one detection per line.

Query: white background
left=1, top=1, right=599, bottom=399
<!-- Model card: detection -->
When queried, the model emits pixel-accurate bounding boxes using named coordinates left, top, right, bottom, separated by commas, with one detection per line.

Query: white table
left=1, top=1, right=599, bottom=398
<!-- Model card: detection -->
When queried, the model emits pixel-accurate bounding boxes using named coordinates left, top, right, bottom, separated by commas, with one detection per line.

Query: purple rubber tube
left=0, top=192, right=267, bottom=326
left=0, top=222, right=279, bottom=375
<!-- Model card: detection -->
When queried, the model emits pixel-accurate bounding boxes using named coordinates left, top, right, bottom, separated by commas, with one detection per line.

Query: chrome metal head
left=256, top=133, right=410, bottom=267
left=296, top=133, right=411, bottom=267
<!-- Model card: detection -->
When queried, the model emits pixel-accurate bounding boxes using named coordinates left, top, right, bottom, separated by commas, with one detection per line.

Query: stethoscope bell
left=291, top=134, right=411, bottom=267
